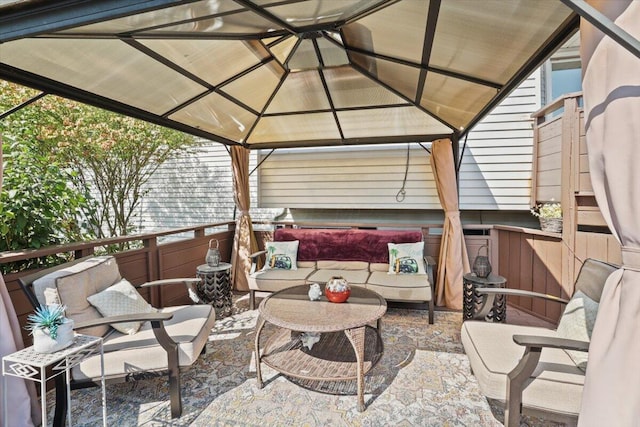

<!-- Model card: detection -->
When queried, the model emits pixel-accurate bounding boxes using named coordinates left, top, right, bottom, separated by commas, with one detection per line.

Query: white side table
left=2, top=334, right=106, bottom=427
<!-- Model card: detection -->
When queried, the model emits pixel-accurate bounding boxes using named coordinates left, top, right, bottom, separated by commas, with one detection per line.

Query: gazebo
left=1, top=1, right=639, bottom=425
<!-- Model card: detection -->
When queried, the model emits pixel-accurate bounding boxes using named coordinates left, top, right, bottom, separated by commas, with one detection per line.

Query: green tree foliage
left=1, top=83, right=96, bottom=272
left=51, top=104, right=197, bottom=239
left=1, top=81, right=197, bottom=250
left=0, top=136, right=95, bottom=251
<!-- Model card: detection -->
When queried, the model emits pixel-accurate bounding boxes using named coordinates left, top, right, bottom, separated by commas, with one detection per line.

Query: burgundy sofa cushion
left=273, top=228, right=423, bottom=263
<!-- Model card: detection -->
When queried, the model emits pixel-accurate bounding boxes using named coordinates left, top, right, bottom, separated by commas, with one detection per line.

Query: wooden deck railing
left=2, top=218, right=620, bottom=345
left=1, top=221, right=236, bottom=345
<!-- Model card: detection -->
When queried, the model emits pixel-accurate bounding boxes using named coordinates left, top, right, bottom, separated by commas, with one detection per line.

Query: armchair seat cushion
left=72, top=304, right=216, bottom=381
left=461, top=321, right=584, bottom=417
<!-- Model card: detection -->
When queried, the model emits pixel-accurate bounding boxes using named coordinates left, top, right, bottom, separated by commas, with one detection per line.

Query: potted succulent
left=25, top=305, right=75, bottom=353
left=531, top=202, right=563, bottom=233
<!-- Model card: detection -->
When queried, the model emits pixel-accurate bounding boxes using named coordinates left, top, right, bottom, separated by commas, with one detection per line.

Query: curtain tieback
left=621, top=246, right=640, bottom=272
left=238, top=210, right=250, bottom=216
left=445, top=211, right=460, bottom=219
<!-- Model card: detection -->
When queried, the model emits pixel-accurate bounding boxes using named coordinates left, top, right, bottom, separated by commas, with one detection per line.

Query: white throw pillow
left=87, top=279, right=156, bottom=335
left=263, top=240, right=299, bottom=271
left=388, top=242, right=426, bottom=274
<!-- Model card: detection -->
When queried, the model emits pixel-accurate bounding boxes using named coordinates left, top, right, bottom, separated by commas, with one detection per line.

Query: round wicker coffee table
left=254, top=284, right=387, bottom=412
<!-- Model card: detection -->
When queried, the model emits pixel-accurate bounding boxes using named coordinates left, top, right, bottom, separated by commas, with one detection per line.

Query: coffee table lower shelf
left=256, top=325, right=383, bottom=410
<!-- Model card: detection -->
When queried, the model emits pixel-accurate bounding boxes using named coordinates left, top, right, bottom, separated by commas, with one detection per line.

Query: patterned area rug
left=57, top=295, right=560, bottom=426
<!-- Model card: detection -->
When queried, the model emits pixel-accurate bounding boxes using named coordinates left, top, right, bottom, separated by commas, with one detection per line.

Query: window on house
left=550, top=59, right=582, bottom=101
left=543, top=32, right=582, bottom=111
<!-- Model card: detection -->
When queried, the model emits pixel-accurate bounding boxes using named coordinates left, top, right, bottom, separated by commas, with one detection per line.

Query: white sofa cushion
left=366, top=283, right=431, bottom=302
left=367, top=271, right=432, bottom=302
left=461, top=321, right=585, bottom=417
left=368, top=271, right=428, bottom=288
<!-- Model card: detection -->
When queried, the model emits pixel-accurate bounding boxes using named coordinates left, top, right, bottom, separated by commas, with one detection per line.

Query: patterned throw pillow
left=556, top=290, right=599, bottom=371
left=388, top=242, right=426, bottom=274
left=264, top=240, right=299, bottom=271
left=87, top=279, right=156, bottom=335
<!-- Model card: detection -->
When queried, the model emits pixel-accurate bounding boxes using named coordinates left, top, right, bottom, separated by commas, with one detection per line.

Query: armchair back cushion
left=32, top=256, right=120, bottom=307
left=34, top=256, right=121, bottom=337
left=573, top=258, right=616, bottom=302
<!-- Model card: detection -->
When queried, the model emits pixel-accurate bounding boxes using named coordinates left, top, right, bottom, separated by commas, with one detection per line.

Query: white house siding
left=258, top=70, right=542, bottom=212
left=459, top=71, right=541, bottom=210
left=257, top=145, right=439, bottom=210
left=138, top=140, right=281, bottom=233
left=136, top=71, right=541, bottom=230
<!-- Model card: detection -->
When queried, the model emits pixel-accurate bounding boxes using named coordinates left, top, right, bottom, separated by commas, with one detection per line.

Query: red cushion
left=274, top=228, right=422, bottom=263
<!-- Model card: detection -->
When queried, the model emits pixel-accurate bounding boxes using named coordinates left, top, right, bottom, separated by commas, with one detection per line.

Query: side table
left=462, top=273, right=507, bottom=322
left=2, top=334, right=106, bottom=427
left=196, top=262, right=232, bottom=318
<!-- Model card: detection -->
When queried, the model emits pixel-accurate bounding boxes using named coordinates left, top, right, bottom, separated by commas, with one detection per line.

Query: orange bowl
left=325, top=288, right=351, bottom=303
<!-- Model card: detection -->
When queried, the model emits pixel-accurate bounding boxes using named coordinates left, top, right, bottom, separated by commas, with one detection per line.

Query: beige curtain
left=430, top=138, right=470, bottom=309
left=579, top=1, right=640, bottom=424
left=229, top=146, right=258, bottom=292
left=0, top=138, right=41, bottom=426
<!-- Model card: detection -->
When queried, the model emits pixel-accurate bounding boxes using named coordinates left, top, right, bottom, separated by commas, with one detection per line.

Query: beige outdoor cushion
left=316, top=260, right=369, bottom=270
left=54, top=256, right=122, bottom=337
left=72, top=304, right=216, bottom=381
left=366, top=283, right=431, bottom=302
left=367, top=271, right=431, bottom=301
left=32, top=256, right=121, bottom=307
left=369, top=262, right=389, bottom=272
left=461, top=321, right=585, bottom=417
left=308, top=268, right=370, bottom=285
left=249, top=267, right=315, bottom=291
left=297, top=261, right=316, bottom=269
left=367, top=271, right=429, bottom=288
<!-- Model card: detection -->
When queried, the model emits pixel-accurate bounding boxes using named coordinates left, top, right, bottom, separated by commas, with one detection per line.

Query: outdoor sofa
left=248, top=228, right=435, bottom=323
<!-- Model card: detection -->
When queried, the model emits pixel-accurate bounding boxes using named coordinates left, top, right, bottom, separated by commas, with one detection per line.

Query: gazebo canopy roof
left=0, top=0, right=578, bottom=149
